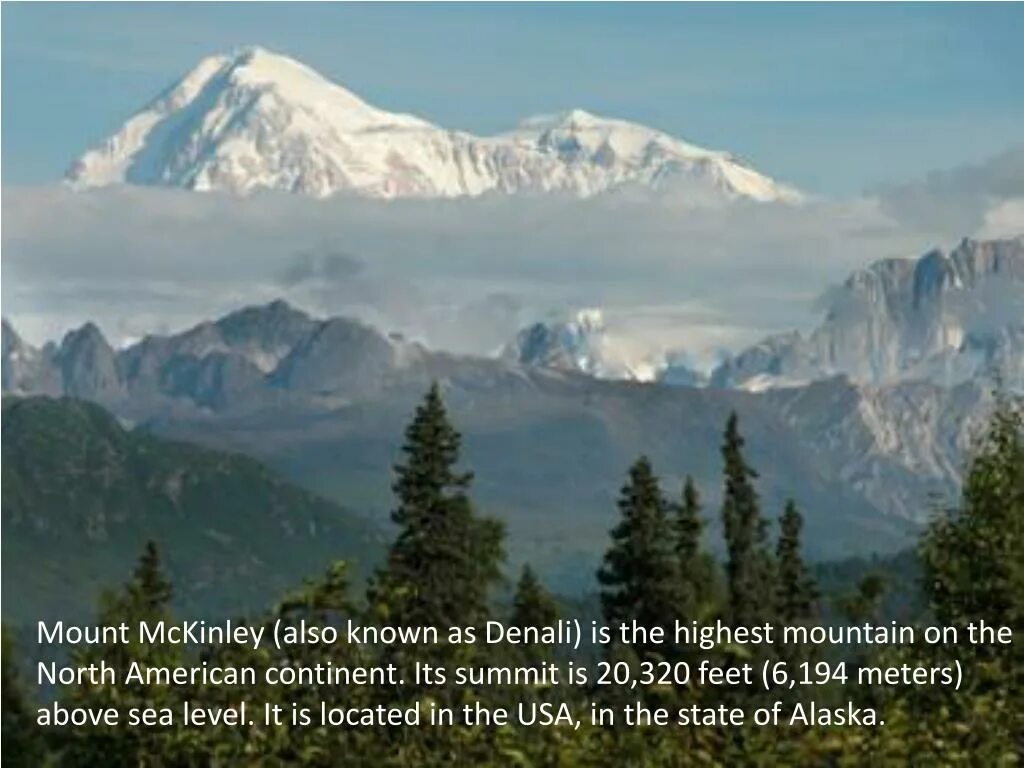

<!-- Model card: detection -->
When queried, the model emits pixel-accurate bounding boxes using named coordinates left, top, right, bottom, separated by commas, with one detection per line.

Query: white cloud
left=2, top=159, right=1020, bottom=362
left=875, top=145, right=1024, bottom=237
left=977, top=198, right=1024, bottom=239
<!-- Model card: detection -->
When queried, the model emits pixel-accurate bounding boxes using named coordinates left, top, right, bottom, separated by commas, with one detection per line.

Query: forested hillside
left=4, top=387, right=1020, bottom=765
left=1, top=396, right=384, bottom=624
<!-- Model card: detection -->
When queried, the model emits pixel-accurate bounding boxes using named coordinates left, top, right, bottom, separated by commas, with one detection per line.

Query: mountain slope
left=4, top=301, right=984, bottom=591
left=66, top=46, right=800, bottom=203
left=1, top=396, right=384, bottom=624
left=143, top=370, right=920, bottom=592
left=500, top=309, right=657, bottom=380
left=712, top=237, right=1024, bottom=390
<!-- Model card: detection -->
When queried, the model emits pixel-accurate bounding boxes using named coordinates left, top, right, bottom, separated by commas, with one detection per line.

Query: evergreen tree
left=775, top=500, right=817, bottom=624
left=674, top=476, right=717, bottom=623
left=919, top=399, right=1022, bottom=716
left=720, top=413, right=776, bottom=627
left=2, top=629, right=47, bottom=767
left=199, top=561, right=372, bottom=764
left=885, top=401, right=1024, bottom=765
left=837, top=573, right=887, bottom=625
left=367, top=381, right=506, bottom=756
left=921, top=400, right=1023, bottom=633
left=512, top=565, right=559, bottom=630
left=598, top=457, right=679, bottom=652
left=59, top=541, right=186, bottom=767
left=773, top=500, right=818, bottom=684
left=372, top=383, right=504, bottom=632
left=509, top=565, right=560, bottom=674
left=127, top=540, right=173, bottom=615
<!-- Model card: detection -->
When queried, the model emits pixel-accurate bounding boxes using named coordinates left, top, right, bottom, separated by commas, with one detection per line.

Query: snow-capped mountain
left=501, top=309, right=668, bottom=381
left=0, top=301, right=436, bottom=412
left=3, top=301, right=997, bottom=566
left=502, top=309, right=607, bottom=374
left=712, top=237, right=1024, bottom=390
left=66, top=46, right=801, bottom=203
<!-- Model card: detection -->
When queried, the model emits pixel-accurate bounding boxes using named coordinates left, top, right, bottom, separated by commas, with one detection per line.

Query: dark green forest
left=3, top=386, right=1022, bottom=766
left=1, top=396, right=384, bottom=625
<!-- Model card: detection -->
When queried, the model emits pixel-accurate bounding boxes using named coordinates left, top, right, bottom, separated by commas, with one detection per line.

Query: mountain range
left=1, top=396, right=383, bottom=624
left=9, top=239, right=1018, bottom=589
left=65, top=46, right=801, bottom=204
left=506, top=237, right=1024, bottom=392
left=712, top=237, right=1024, bottom=390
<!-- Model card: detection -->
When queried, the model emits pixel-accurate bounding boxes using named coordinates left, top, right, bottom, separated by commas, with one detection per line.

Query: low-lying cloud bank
left=3, top=147, right=1022, bottom=368
left=876, top=145, right=1024, bottom=238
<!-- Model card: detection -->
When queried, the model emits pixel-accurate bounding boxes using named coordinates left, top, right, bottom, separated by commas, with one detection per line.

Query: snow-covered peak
left=502, top=309, right=604, bottom=374
left=212, top=46, right=430, bottom=131
left=501, top=108, right=800, bottom=202
left=508, top=108, right=719, bottom=161
left=570, top=308, right=606, bottom=334
left=66, top=47, right=802, bottom=203
left=67, top=46, right=440, bottom=196
left=501, top=308, right=665, bottom=381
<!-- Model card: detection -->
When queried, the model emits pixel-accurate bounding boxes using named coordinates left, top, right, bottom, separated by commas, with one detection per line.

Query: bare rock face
left=57, top=323, right=125, bottom=401
left=713, top=237, right=1024, bottom=390
left=0, top=274, right=1008, bottom=578
left=2, top=319, right=62, bottom=396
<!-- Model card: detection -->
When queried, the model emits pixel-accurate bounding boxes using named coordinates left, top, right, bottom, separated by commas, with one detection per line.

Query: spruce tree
left=675, top=475, right=717, bottom=622
left=512, top=565, right=559, bottom=630
left=893, top=402, right=1024, bottom=764
left=775, top=500, right=817, bottom=624
left=773, top=500, right=818, bottom=681
left=919, top=399, right=1022, bottom=715
left=510, top=565, right=560, bottom=668
left=2, top=629, right=46, bottom=767
left=598, top=456, right=680, bottom=651
left=720, top=413, right=775, bottom=628
left=363, top=385, right=506, bottom=763
left=127, top=540, right=173, bottom=615
left=921, top=401, right=1023, bottom=632
left=258, top=561, right=372, bottom=762
left=60, top=541, right=184, bottom=767
left=837, top=573, right=886, bottom=624
left=373, top=383, right=504, bottom=632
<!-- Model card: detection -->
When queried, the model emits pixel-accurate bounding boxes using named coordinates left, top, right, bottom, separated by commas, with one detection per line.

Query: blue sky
left=2, top=3, right=1022, bottom=194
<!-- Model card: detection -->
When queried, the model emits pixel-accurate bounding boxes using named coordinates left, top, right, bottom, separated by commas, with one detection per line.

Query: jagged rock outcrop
left=713, top=237, right=1024, bottom=389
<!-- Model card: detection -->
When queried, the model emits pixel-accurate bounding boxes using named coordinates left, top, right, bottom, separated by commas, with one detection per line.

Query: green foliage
left=2, top=627, right=47, bottom=767
left=1, top=396, right=384, bottom=625
left=814, top=549, right=922, bottom=624
left=58, top=542, right=189, bottom=767
left=366, top=381, right=506, bottom=747
left=719, top=413, right=776, bottom=628
left=837, top=573, right=887, bottom=625
left=674, top=476, right=718, bottom=625
left=776, top=500, right=817, bottom=624
left=7, top=390, right=1022, bottom=765
left=921, top=400, right=1024, bottom=633
left=597, top=457, right=680, bottom=652
left=906, top=399, right=1024, bottom=761
left=371, top=383, right=504, bottom=633
left=512, top=565, right=559, bottom=632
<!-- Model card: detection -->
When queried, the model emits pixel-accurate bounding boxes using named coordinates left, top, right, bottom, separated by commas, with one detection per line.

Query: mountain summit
left=712, top=237, right=1024, bottom=390
left=66, top=47, right=801, bottom=203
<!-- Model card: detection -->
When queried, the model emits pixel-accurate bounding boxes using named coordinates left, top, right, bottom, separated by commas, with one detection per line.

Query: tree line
left=3, top=385, right=1022, bottom=765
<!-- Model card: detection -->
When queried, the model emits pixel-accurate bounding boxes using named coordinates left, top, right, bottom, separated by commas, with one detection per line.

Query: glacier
left=66, top=46, right=801, bottom=205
